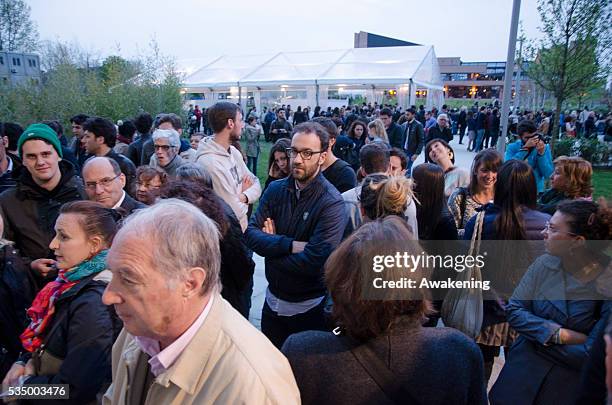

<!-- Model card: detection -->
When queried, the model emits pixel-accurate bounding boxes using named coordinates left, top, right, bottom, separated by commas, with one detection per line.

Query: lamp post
left=498, top=0, right=521, bottom=156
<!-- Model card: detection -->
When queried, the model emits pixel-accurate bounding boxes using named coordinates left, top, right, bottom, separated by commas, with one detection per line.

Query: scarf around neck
left=20, top=250, right=109, bottom=352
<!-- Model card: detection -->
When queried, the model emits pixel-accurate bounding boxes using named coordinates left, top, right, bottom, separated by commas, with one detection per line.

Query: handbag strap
left=343, top=337, right=421, bottom=405
left=469, top=210, right=485, bottom=257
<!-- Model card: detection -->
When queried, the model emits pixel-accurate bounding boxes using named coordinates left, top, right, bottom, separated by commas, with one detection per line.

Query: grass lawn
left=593, top=169, right=612, bottom=200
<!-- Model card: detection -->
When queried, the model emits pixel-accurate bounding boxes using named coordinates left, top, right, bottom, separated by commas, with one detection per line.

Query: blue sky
left=29, top=0, right=543, bottom=62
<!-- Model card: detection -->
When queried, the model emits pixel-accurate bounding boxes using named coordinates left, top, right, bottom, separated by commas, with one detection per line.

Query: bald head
left=82, top=157, right=126, bottom=208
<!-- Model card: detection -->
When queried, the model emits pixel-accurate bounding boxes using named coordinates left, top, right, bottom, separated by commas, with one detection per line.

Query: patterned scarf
left=20, top=250, right=109, bottom=352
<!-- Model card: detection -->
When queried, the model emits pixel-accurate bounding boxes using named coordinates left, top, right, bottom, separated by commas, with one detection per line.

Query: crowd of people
left=0, top=99, right=610, bottom=404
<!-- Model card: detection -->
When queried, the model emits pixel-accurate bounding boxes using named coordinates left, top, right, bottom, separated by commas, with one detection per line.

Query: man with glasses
left=196, top=102, right=261, bottom=232
left=82, top=157, right=144, bottom=215
left=246, top=122, right=348, bottom=349
left=0, top=123, right=85, bottom=281
left=149, top=128, right=185, bottom=177
left=81, top=117, right=137, bottom=196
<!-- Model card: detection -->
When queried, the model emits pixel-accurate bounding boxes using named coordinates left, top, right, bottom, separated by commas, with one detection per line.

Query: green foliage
left=552, top=137, right=576, bottom=158
left=577, top=138, right=609, bottom=164
left=0, top=40, right=184, bottom=130
left=528, top=0, right=611, bottom=153
left=0, top=0, right=39, bottom=52
left=552, top=135, right=610, bottom=165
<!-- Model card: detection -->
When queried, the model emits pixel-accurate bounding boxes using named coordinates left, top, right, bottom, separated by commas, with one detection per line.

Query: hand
left=411, top=154, right=418, bottom=161
left=241, top=175, right=253, bottom=192
left=605, top=335, right=612, bottom=397
left=559, top=328, right=588, bottom=345
left=24, top=360, right=34, bottom=377
left=30, top=258, right=57, bottom=278
left=522, top=136, right=538, bottom=150
left=292, top=241, right=307, bottom=254
left=535, top=140, right=546, bottom=155
left=272, top=129, right=278, bottom=134
left=2, top=362, right=25, bottom=387
left=262, top=218, right=276, bottom=235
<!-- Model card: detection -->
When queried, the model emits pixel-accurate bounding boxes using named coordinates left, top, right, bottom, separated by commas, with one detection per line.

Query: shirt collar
left=6, top=156, right=13, bottom=172
left=112, top=190, right=126, bottom=209
left=134, top=295, right=214, bottom=377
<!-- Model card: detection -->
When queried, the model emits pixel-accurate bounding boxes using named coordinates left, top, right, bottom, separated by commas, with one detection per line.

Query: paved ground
left=247, top=136, right=505, bottom=388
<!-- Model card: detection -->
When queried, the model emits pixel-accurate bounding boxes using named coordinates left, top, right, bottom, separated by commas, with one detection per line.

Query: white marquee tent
left=180, top=45, right=444, bottom=110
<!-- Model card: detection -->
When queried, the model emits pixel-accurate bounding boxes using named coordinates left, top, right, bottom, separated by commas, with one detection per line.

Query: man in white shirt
left=82, top=157, right=144, bottom=215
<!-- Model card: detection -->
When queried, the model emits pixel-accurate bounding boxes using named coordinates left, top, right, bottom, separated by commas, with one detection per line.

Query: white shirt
left=135, top=296, right=214, bottom=377
left=112, top=190, right=126, bottom=209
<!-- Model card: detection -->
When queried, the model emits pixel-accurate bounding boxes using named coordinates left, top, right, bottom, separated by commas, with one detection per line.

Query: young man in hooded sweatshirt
left=196, top=102, right=262, bottom=232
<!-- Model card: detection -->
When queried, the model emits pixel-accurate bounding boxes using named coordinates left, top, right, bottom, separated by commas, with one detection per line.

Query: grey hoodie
left=196, top=136, right=261, bottom=231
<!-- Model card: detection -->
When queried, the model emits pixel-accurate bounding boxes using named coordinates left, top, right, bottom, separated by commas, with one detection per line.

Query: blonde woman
left=367, top=119, right=389, bottom=145
left=537, top=156, right=593, bottom=215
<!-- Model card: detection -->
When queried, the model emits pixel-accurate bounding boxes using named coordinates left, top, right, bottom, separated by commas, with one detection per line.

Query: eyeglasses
left=154, top=144, right=172, bottom=151
left=286, top=148, right=324, bottom=160
left=544, top=221, right=578, bottom=236
left=85, top=174, right=121, bottom=190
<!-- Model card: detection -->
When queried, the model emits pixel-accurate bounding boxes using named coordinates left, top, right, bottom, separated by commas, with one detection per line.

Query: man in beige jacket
left=102, top=199, right=300, bottom=405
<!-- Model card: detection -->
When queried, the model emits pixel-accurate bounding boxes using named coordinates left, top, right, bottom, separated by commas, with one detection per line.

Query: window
left=0, top=56, right=4, bottom=65
left=12, top=57, right=21, bottom=66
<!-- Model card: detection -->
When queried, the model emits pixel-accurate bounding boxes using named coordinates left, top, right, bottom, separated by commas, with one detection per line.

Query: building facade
left=354, top=32, right=535, bottom=108
left=439, top=56, right=533, bottom=103
left=0, top=52, right=41, bottom=86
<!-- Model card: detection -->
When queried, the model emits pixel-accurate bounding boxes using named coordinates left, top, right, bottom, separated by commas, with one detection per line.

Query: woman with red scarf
left=2, top=201, right=122, bottom=404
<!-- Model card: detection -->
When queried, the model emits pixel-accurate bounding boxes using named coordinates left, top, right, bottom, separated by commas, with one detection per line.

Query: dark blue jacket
left=489, top=254, right=611, bottom=405
left=246, top=173, right=348, bottom=302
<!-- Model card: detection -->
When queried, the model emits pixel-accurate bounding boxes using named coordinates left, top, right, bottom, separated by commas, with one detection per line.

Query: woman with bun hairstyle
left=490, top=199, right=612, bottom=405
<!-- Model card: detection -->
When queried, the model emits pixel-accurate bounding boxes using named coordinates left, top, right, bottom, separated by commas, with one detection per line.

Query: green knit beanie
left=17, top=123, right=63, bottom=158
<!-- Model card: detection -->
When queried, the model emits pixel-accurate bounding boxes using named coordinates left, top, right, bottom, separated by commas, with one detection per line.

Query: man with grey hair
left=425, top=113, right=452, bottom=144
left=102, top=199, right=300, bottom=404
left=149, top=128, right=185, bottom=177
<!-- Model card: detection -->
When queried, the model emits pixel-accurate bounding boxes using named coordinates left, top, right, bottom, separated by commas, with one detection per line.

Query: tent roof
left=182, top=45, right=443, bottom=90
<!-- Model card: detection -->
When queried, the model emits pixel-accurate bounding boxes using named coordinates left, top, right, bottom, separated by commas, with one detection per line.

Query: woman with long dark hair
left=412, top=163, right=458, bottom=241
left=448, top=149, right=502, bottom=237
left=264, top=138, right=291, bottom=191
left=463, top=159, right=550, bottom=383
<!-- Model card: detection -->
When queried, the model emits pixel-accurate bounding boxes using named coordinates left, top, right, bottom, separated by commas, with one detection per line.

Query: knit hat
left=17, top=123, right=63, bottom=158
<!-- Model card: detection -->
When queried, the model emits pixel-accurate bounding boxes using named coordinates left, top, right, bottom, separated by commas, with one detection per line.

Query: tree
left=527, top=0, right=611, bottom=152
left=0, top=39, right=183, bottom=130
left=0, top=0, right=39, bottom=52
